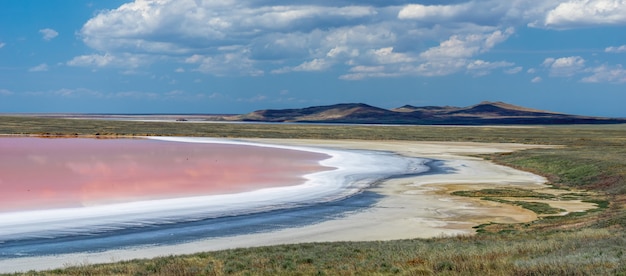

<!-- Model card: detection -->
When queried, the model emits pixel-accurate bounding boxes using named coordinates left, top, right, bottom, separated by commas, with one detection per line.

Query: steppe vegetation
left=1, top=116, right=625, bottom=275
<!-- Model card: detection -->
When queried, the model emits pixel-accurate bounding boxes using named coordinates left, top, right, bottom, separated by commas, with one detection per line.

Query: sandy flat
left=0, top=139, right=574, bottom=273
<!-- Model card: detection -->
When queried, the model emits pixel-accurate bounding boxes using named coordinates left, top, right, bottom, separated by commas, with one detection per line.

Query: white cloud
left=397, top=1, right=531, bottom=27
left=413, top=59, right=470, bottom=77
left=408, top=28, right=515, bottom=77
left=29, top=63, right=49, bottom=72
left=272, top=58, right=333, bottom=74
left=605, top=45, right=626, bottom=53
left=542, top=56, right=586, bottom=77
left=543, top=0, right=626, bottom=29
left=539, top=56, right=626, bottom=83
left=420, top=35, right=481, bottom=60
left=0, top=89, right=13, bottom=96
left=74, top=0, right=626, bottom=80
left=185, top=50, right=263, bottom=76
left=420, top=28, right=514, bottom=60
left=67, top=54, right=114, bottom=67
left=80, top=1, right=377, bottom=54
left=505, top=66, right=523, bottom=74
left=531, top=76, right=543, bottom=83
left=466, top=60, right=514, bottom=76
left=398, top=3, right=471, bottom=21
left=67, top=53, right=146, bottom=68
left=582, top=64, right=626, bottom=83
left=339, top=65, right=388, bottom=80
left=350, top=65, right=386, bottom=73
left=39, top=28, right=59, bottom=41
left=74, top=0, right=525, bottom=79
left=379, top=47, right=414, bottom=63
left=0, top=42, right=5, bottom=49
left=338, top=27, right=516, bottom=79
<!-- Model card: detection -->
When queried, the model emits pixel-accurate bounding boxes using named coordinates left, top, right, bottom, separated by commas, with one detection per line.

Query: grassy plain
left=1, top=116, right=625, bottom=275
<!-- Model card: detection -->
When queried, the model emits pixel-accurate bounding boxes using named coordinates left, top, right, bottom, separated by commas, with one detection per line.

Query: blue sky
left=1, top=0, right=626, bottom=117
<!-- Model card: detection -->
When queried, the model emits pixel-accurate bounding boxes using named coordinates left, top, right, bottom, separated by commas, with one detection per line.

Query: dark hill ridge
left=237, top=101, right=626, bottom=125
left=443, top=101, right=559, bottom=118
left=242, top=103, right=399, bottom=122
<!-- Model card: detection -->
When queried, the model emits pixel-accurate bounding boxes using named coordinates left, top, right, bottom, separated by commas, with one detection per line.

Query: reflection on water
left=0, top=137, right=431, bottom=260
left=0, top=137, right=328, bottom=212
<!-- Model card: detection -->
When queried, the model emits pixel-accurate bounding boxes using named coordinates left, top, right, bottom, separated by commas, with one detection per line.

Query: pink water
left=0, top=137, right=328, bottom=212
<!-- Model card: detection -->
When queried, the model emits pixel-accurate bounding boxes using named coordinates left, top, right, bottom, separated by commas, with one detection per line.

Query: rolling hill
left=236, top=101, right=626, bottom=125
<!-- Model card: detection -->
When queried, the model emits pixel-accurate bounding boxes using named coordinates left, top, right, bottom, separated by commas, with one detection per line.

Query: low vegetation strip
left=451, top=188, right=558, bottom=199
left=0, top=116, right=624, bottom=144
left=11, top=230, right=626, bottom=275
left=1, top=116, right=625, bottom=275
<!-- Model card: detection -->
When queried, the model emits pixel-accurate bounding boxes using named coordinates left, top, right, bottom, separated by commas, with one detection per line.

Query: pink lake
left=0, top=137, right=328, bottom=212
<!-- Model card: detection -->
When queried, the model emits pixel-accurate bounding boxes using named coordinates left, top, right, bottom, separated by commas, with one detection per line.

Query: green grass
left=1, top=117, right=626, bottom=275
left=488, top=198, right=566, bottom=215
left=451, top=188, right=599, bottom=215
left=13, top=230, right=626, bottom=275
left=451, top=188, right=558, bottom=199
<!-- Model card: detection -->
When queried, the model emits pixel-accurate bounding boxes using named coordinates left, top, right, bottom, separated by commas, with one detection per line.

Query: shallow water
left=0, top=137, right=326, bottom=212
left=0, top=137, right=430, bottom=259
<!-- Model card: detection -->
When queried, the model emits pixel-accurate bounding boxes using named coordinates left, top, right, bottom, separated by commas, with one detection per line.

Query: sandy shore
left=1, top=139, right=581, bottom=273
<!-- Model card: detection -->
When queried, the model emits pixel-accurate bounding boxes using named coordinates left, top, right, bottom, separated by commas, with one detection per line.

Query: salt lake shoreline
left=0, top=138, right=561, bottom=273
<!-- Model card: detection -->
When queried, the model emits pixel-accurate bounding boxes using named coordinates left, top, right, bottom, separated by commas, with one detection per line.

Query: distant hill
left=236, top=101, right=626, bottom=125
left=239, top=103, right=403, bottom=123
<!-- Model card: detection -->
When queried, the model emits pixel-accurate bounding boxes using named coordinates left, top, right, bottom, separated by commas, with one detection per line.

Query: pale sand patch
left=0, top=139, right=587, bottom=273
left=245, top=139, right=551, bottom=229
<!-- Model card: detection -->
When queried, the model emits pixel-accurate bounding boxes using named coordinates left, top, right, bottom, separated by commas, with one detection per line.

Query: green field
left=2, top=116, right=626, bottom=275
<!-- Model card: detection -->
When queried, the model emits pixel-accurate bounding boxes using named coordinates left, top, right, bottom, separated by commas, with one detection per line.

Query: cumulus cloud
left=420, top=28, right=514, bottom=60
left=397, top=1, right=569, bottom=28
left=398, top=3, right=472, bottom=21
left=543, top=0, right=626, bottom=29
left=72, top=0, right=626, bottom=80
left=582, top=64, right=626, bottom=83
left=368, top=47, right=414, bottom=64
left=39, top=28, right=59, bottom=41
left=339, top=65, right=393, bottom=80
left=408, top=28, right=516, bottom=77
left=531, top=76, right=543, bottom=83
left=466, top=60, right=515, bottom=76
left=542, top=56, right=586, bottom=77
left=397, top=1, right=523, bottom=27
left=273, top=58, right=333, bottom=74
left=605, top=45, right=626, bottom=53
left=72, top=0, right=528, bottom=79
left=338, top=28, right=516, bottom=80
left=80, top=1, right=376, bottom=54
left=397, top=1, right=626, bottom=30
left=29, top=63, right=49, bottom=72
left=538, top=56, right=626, bottom=83
left=185, top=50, right=263, bottom=76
